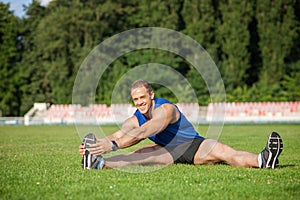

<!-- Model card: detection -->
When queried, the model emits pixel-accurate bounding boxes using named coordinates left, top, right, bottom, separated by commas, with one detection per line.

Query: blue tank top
left=133, top=98, right=203, bottom=147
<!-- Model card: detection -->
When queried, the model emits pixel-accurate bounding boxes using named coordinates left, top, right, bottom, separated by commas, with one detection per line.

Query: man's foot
left=259, top=132, right=283, bottom=168
left=82, top=133, right=104, bottom=169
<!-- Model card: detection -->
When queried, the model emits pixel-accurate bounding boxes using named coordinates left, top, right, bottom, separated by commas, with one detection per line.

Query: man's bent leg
left=104, top=144, right=174, bottom=169
left=194, top=139, right=259, bottom=167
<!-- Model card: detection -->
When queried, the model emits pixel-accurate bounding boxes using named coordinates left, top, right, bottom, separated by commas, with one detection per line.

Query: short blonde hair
left=130, top=80, right=153, bottom=94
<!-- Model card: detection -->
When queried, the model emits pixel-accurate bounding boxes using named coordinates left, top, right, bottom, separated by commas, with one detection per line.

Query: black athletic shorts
left=164, top=138, right=205, bottom=164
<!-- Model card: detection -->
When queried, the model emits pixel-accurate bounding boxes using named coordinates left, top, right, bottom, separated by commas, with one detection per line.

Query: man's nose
left=136, top=98, right=143, bottom=105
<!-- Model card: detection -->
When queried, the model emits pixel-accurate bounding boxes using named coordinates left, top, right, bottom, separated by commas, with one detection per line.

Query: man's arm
left=79, top=116, right=138, bottom=157
left=87, top=115, right=140, bottom=156
left=106, top=116, right=138, bottom=141
left=88, top=104, right=179, bottom=155
left=115, top=104, right=179, bottom=149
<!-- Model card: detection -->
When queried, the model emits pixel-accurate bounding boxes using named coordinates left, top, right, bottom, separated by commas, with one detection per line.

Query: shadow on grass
left=197, top=162, right=296, bottom=169
left=278, top=164, right=296, bottom=168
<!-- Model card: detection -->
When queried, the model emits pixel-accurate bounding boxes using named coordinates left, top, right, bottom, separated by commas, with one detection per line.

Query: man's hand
left=79, top=145, right=86, bottom=157
left=88, top=138, right=113, bottom=156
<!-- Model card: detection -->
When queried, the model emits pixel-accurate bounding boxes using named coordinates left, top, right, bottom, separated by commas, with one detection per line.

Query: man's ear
left=150, top=91, right=155, bottom=100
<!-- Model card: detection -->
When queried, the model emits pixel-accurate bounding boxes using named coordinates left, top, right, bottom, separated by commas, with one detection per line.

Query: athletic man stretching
left=79, top=80, right=283, bottom=169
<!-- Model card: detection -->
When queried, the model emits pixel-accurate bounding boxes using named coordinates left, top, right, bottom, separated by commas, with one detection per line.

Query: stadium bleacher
left=43, top=103, right=136, bottom=125
left=206, top=101, right=300, bottom=123
left=19, top=101, right=300, bottom=125
left=176, top=103, right=200, bottom=123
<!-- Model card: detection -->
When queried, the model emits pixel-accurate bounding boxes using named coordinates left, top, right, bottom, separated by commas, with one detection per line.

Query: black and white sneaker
left=259, top=132, right=283, bottom=169
left=82, top=133, right=104, bottom=169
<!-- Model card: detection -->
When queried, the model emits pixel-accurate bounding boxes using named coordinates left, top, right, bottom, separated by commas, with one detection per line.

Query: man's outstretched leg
left=194, top=139, right=259, bottom=167
left=102, top=144, right=174, bottom=169
left=194, top=132, right=283, bottom=168
left=80, top=142, right=173, bottom=170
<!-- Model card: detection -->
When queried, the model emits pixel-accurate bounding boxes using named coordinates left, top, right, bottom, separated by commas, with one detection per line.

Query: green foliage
left=0, top=0, right=299, bottom=116
left=217, top=0, right=253, bottom=92
left=0, top=2, right=21, bottom=116
left=256, top=0, right=299, bottom=85
left=282, top=72, right=300, bottom=101
left=0, top=125, right=299, bottom=199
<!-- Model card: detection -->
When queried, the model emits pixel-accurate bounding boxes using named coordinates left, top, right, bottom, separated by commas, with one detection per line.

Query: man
left=79, top=80, right=283, bottom=169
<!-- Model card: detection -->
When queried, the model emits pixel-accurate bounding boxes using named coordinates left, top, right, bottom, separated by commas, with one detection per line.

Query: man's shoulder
left=154, top=98, right=172, bottom=106
left=155, top=98, right=177, bottom=109
left=154, top=101, right=179, bottom=123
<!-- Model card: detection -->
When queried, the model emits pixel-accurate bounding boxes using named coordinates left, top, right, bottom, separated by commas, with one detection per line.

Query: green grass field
left=0, top=124, right=299, bottom=199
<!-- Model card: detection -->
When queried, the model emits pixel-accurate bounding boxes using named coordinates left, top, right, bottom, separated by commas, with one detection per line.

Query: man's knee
left=194, top=139, right=223, bottom=164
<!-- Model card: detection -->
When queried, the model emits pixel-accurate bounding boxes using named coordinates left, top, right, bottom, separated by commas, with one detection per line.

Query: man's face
left=131, top=86, right=154, bottom=115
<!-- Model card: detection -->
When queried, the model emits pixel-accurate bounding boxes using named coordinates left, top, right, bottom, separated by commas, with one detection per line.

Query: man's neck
left=144, top=99, right=155, bottom=120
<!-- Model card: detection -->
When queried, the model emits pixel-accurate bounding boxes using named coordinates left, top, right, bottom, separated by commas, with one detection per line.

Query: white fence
left=0, top=117, right=24, bottom=125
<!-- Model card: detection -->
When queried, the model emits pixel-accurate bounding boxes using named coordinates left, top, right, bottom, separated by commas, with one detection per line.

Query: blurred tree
left=256, top=0, right=298, bottom=85
left=216, top=0, right=253, bottom=92
left=129, top=0, right=181, bottom=29
left=19, top=0, right=136, bottom=113
left=98, top=0, right=190, bottom=105
left=182, top=0, right=220, bottom=58
left=181, top=0, right=220, bottom=105
left=281, top=72, right=300, bottom=101
left=1, top=0, right=300, bottom=116
left=0, top=2, right=21, bottom=116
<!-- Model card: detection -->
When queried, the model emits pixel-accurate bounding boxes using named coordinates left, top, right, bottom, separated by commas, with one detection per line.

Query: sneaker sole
left=267, top=132, right=283, bottom=168
left=82, top=133, right=96, bottom=169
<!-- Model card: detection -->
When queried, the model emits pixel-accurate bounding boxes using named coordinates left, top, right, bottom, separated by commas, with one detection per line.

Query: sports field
left=0, top=124, right=299, bottom=199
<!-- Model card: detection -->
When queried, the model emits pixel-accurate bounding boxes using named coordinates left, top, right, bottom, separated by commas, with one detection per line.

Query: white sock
left=258, top=153, right=262, bottom=168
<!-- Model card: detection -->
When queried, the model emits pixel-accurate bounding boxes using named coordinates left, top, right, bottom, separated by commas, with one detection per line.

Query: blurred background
left=0, top=0, right=299, bottom=124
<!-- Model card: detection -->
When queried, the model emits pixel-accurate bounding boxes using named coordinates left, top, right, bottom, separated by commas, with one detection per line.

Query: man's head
left=130, top=80, right=154, bottom=115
